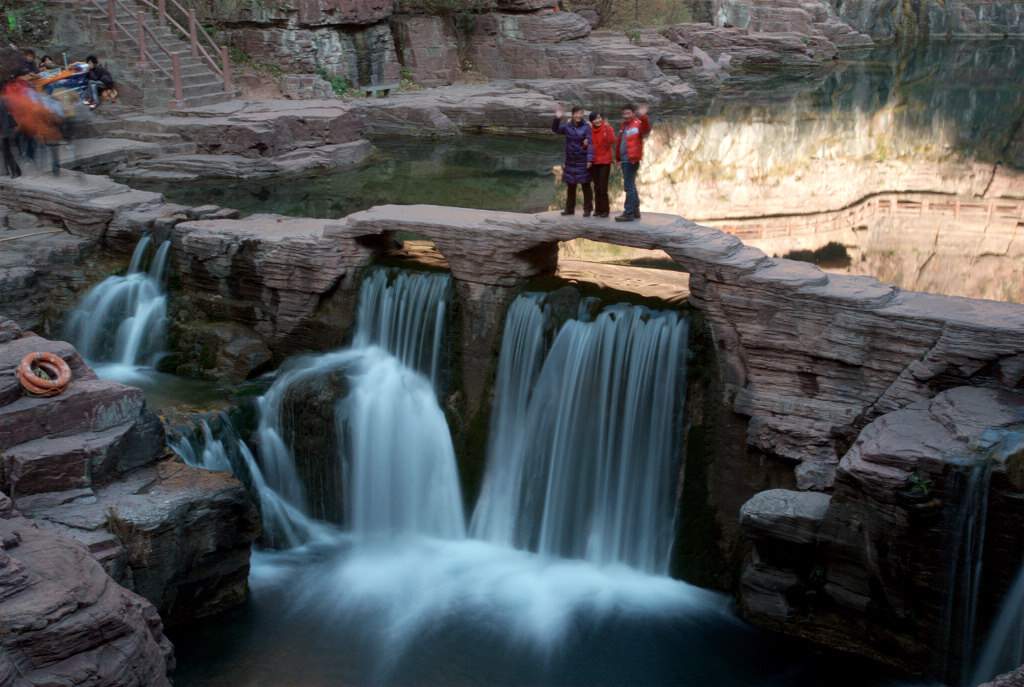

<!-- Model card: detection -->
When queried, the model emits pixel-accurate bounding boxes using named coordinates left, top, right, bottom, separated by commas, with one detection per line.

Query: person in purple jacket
left=551, top=105, right=594, bottom=216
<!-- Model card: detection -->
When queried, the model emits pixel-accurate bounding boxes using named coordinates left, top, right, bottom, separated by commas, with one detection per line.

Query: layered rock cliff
left=739, top=386, right=1024, bottom=679
left=714, top=0, right=1024, bottom=40
left=0, top=317, right=261, bottom=628
left=0, top=493, right=174, bottom=687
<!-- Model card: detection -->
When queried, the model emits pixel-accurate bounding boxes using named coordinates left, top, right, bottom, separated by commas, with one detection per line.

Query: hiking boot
left=560, top=210, right=574, bottom=216
left=614, top=214, right=634, bottom=222
left=583, top=210, right=592, bottom=217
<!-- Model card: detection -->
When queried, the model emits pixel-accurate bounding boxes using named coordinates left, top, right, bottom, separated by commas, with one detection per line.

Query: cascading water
left=938, top=459, right=993, bottom=683
left=243, top=268, right=461, bottom=540
left=168, top=411, right=331, bottom=549
left=352, top=268, right=450, bottom=390
left=170, top=270, right=904, bottom=687
left=63, top=235, right=170, bottom=373
left=468, top=293, right=549, bottom=547
left=968, top=430, right=1024, bottom=685
left=340, top=348, right=465, bottom=538
left=471, top=294, right=689, bottom=575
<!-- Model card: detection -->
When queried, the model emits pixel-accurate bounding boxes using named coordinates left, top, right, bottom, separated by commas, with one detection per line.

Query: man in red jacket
left=614, top=103, right=651, bottom=222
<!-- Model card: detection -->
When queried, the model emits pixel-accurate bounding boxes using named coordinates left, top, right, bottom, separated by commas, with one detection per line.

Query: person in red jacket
left=588, top=111, right=617, bottom=218
left=614, top=103, right=651, bottom=222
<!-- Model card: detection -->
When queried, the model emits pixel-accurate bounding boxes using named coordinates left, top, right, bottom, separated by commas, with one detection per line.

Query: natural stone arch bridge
left=0, top=170, right=1020, bottom=490
left=173, top=203, right=1024, bottom=491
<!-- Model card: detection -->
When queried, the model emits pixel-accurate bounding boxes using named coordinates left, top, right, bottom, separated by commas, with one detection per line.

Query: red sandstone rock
left=0, top=494, right=173, bottom=686
left=739, top=386, right=1024, bottom=676
left=710, top=0, right=872, bottom=46
left=390, top=14, right=461, bottom=86
left=172, top=214, right=376, bottom=358
left=0, top=328, right=261, bottom=629
left=982, top=665, right=1024, bottom=687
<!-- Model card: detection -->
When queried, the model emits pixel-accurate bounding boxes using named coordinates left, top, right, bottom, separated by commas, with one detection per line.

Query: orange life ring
left=16, top=352, right=72, bottom=397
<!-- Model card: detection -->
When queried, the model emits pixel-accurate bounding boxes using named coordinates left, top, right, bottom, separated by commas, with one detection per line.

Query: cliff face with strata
left=186, top=0, right=1024, bottom=101
left=0, top=493, right=174, bottom=687
left=741, top=387, right=1024, bottom=680
left=714, top=0, right=1024, bottom=40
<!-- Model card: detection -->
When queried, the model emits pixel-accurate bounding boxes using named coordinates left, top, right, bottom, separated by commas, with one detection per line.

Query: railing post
left=158, top=0, right=166, bottom=27
left=221, top=45, right=232, bottom=93
left=138, top=12, right=149, bottom=70
left=172, top=53, right=184, bottom=102
left=107, top=0, right=116, bottom=37
left=189, top=9, right=199, bottom=57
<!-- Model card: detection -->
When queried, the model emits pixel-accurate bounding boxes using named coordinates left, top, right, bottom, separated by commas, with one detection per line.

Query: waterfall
left=165, top=274, right=793, bottom=687
left=243, top=268, right=461, bottom=544
left=471, top=295, right=689, bottom=575
left=352, top=268, right=450, bottom=390
left=969, top=430, right=1024, bottom=686
left=972, top=563, right=1024, bottom=685
left=168, top=412, right=331, bottom=549
left=64, top=235, right=170, bottom=369
left=339, top=348, right=465, bottom=538
left=468, top=293, right=548, bottom=545
left=939, top=459, right=993, bottom=683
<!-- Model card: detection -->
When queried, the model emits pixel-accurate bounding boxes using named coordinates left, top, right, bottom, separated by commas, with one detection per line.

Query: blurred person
left=2, top=66, right=64, bottom=175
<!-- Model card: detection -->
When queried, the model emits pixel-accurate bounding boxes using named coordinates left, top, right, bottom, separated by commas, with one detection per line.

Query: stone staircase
left=55, top=0, right=235, bottom=111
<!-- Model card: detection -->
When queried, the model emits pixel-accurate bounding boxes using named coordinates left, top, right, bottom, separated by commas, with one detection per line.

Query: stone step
left=1, top=434, right=90, bottom=495
left=104, top=129, right=182, bottom=143
left=70, top=0, right=235, bottom=112
left=176, top=90, right=234, bottom=108
left=0, top=416, right=153, bottom=496
left=182, top=79, right=230, bottom=93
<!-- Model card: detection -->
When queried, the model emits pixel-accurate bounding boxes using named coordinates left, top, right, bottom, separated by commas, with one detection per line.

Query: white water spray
left=471, top=296, right=689, bottom=575
left=168, top=412, right=332, bottom=549
left=64, top=235, right=170, bottom=371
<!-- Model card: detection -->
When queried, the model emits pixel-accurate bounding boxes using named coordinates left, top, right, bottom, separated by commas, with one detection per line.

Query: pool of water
left=129, top=136, right=564, bottom=219
left=168, top=536, right=925, bottom=687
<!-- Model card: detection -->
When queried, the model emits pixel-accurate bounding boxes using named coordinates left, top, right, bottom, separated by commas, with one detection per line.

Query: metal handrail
left=133, top=0, right=231, bottom=92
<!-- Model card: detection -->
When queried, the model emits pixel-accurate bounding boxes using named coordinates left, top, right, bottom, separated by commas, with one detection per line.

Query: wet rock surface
left=739, top=386, right=1024, bottom=677
left=0, top=321, right=260, bottom=643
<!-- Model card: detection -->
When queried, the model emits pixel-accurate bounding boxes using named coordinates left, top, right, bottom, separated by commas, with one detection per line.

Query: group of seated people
left=18, top=49, right=116, bottom=109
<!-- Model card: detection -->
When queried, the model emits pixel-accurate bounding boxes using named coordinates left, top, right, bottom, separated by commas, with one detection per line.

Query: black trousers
left=591, top=164, right=610, bottom=215
left=2, top=137, right=20, bottom=177
left=566, top=182, right=593, bottom=213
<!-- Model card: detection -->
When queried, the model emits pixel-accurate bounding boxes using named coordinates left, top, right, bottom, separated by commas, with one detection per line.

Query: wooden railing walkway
left=699, top=193, right=1024, bottom=242
left=78, top=0, right=232, bottom=109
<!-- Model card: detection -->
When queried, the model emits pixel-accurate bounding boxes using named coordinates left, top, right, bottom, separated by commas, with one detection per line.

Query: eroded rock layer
left=739, top=386, right=1024, bottom=678
left=0, top=316, right=260, bottom=631
left=0, top=493, right=174, bottom=687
